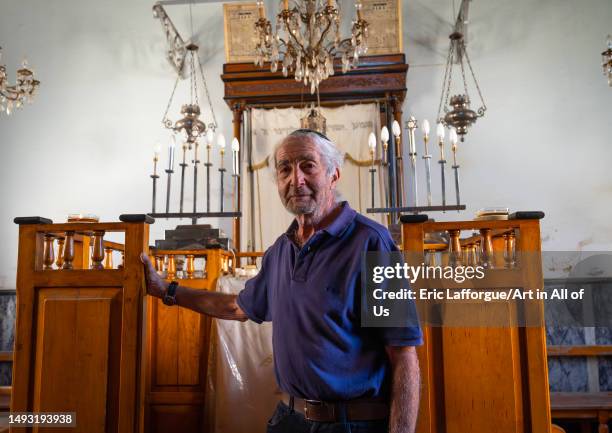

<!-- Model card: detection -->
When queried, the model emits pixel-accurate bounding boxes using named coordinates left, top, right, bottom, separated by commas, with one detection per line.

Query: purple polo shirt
left=237, top=202, right=422, bottom=400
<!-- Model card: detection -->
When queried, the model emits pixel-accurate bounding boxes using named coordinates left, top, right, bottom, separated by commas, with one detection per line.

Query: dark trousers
left=266, top=402, right=389, bottom=433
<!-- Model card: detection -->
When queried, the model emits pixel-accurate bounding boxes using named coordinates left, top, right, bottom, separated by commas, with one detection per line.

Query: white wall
left=0, top=0, right=611, bottom=289
left=403, top=0, right=612, bottom=252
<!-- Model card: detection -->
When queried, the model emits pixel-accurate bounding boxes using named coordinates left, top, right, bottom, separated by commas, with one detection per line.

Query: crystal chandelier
left=0, top=47, right=40, bottom=115
left=602, top=35, right=612, bottom=87
left=161, top=42, right=217, bottom=148
left=436, top=30, right=486, bottom=141
left=254, top=0, right=368, bottom=94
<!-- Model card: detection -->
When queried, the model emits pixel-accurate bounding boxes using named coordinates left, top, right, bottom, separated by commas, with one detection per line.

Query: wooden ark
left=401, top=214, right=552, bottom=433
left=221, top=54, right=409, bottom=254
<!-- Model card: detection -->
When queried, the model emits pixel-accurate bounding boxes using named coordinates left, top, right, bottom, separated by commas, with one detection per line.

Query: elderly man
left=142, top=129, right=422, bottom=433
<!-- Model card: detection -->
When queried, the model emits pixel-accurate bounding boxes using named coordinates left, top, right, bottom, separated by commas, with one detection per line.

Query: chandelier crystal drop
left=254, top=0, right=368, bottom=94
left=0, top=47, right=40, bottom=115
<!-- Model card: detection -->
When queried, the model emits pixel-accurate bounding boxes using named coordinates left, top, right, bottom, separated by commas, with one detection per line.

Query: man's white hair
left=273, top=129, right=344, bottom=177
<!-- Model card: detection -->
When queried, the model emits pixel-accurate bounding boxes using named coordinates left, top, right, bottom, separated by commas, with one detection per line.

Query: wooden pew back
left=402, top=215, right=551, bottom=433
left=12, top=216, right=151, bottom=433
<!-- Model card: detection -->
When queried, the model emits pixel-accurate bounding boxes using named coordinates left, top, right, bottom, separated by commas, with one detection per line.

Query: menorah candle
left=392, top=119, right=402, bottom=147
left=231, top=137, right=240, bottom=175
left=450, top=128, right=458, bottom=166
left=153, top=143, right=161, bottom=176
left=422, top=119, right=430, bottom=154
left=368, top=132, right=376, bottom=166
left=436, top=123, right=445, bottom=160
left=168, top=135, right=176, bottom=171
left=206, top=128, right=214, bottom=164
left=217, top=133, right=226, bottom=169
left=380, top=126, right=389, bottom=164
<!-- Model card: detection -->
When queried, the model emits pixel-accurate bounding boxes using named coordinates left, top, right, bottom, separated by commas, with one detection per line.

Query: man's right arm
left=141, top=253, right=248, bottom=321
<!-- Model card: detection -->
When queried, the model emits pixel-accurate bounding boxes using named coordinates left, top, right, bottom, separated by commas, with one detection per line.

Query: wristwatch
left=163, top=281, right=179, bottom=306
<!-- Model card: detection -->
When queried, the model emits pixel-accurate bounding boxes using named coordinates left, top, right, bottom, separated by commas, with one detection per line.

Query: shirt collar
left=284, top=201, right=356, bottom=239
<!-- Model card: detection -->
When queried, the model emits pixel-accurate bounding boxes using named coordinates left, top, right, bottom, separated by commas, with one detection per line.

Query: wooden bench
left=551, top=392, right=612, bottom=433
left=548, top=344, right=612, bottom=433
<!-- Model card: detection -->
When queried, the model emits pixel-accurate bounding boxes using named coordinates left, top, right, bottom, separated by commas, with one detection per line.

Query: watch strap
left=163, top=281, right=179, bottom=306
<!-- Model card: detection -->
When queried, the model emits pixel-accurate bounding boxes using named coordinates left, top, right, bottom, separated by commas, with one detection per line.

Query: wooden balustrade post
left=55, top=236, right=65, bottom=268
left=43, top=234, right=55, bottom=270
left=104, top=247, right=114, bottom=269
left=91, top=231, right=105, bottom=270
left=480, top=228, right=494, bottom=268
left=154, top=256, right=163, bottom=272
left=186, top=255, right=195, bottom=279
left=425, top=249, right=438, bottom=267
left=504, top=232, right=517, bottom=268
left=167, top=255, right=176, bottom=280
left=448, top=229, right=462, bottom=267
left=62, top=231, right=75, bottom=270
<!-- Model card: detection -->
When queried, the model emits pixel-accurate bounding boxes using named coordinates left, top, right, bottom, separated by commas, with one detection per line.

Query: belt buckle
left=304, top=399, right=317, bottom=420
left=305, top=399, right=335, bottom=422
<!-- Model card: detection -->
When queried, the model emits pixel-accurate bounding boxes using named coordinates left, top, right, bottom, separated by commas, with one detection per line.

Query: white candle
left=436, top=123, right=445, bottom=160
left=380, top=126, right=389, bottom=164
left=205, top=129, right=214, bottom=164
left=153, top=143, right=161, bottom=176
left=231, top=137, right=240, bottom=174
left=217, top=134, right=226, bottom=169
left=380, top=126, right=389, bottom=144
left=168, top=135, right=176, bottom=171
left=422, top=119, right=430, bottom=155
left=449, top=128, right=458, bottom=166
left=422, top=119, right=430, bottom=138
left=368, top=132, right=376, bottom=166
left=391, top=120, right=401, bottom=138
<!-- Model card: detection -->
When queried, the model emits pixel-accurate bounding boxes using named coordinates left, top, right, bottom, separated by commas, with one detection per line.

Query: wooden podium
left=401, top=214, right=552, bottom=433
left=11, top=215, right=151, bottom=433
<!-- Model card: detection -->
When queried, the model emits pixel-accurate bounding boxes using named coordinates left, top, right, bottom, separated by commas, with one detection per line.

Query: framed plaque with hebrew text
left=224, top=2, right=260, bottom=63
left=361, top=0, right=403, bottom=55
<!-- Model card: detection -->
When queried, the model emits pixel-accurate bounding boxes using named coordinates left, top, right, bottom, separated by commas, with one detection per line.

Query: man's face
left=275, top=136, right=339, bottom=216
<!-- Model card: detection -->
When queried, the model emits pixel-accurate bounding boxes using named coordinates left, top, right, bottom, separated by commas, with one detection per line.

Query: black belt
left=281, top=393, right=389, bottom=422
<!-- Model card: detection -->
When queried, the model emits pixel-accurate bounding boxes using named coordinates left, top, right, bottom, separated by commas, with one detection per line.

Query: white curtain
left=205, top=275, right=278, bottom=433
left=242, top=103, right=386, bottom=252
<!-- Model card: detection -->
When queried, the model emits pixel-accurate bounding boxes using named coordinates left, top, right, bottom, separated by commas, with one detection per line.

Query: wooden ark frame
left=221, top=54, right=410, bottom=254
